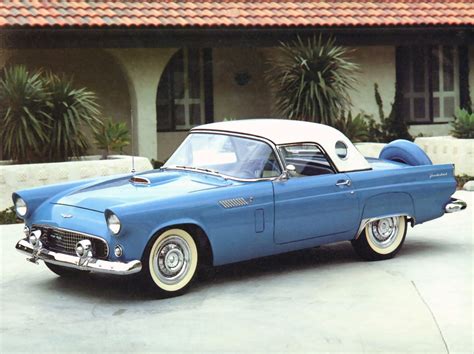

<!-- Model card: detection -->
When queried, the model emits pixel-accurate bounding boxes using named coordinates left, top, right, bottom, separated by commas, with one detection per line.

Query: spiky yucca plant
left=44, top=72, right=102, bottom=161
left=266, top=35, right=359, bottom=125
left=1, top=65, right=103, bottom=163
left=0, top=65, right=51, bottom=163
left=94, top=118, right=131, bottom=159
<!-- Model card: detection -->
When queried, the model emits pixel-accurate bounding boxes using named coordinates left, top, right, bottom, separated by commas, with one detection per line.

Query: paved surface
left=1, top=191, right=472, bottom=353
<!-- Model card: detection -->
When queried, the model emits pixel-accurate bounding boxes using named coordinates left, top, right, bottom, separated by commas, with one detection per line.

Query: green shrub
left=0, top=206, right=22, bottom=224
left=94, top=118, right=131, bottom=159
left=334, top=112, right=370, bottom=142
left=455, top=174, right=473, bottom=189
left=266, top=35, right=358, bottom=125
left=451, top=108, right=474, bottom=138
left=374, top=83, right=413, bottom=142
left=151, top=159, right=166, bottom=169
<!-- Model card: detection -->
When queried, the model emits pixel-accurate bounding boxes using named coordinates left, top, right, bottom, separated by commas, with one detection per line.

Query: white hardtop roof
left=192, top=119, right=371, bottom=172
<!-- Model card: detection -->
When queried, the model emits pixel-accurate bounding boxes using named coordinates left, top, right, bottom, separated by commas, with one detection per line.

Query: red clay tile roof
left=0, top=1, right=473, bottom=28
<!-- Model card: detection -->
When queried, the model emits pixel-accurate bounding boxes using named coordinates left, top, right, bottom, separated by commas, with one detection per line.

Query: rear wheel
left=45, top=262, right=88, bottom=277
left=141, top=228, right=199, bottom=298
left=352, top=216, right=407, bottom=261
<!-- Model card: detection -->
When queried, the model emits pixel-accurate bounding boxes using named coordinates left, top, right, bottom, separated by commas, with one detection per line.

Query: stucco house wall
left=1, top=44, right=472, bottom=161
left=348, top=46, right=396, bottom=119
left=106, top=48, right=177, bottom=161
left=213, top=47, right=276, bottom=120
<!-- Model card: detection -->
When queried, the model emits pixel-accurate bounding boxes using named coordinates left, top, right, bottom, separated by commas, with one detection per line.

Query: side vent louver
left=219, top=198, right=249, bottom=209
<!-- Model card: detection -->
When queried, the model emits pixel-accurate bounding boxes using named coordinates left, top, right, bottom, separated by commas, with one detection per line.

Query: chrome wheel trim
left=152, top=236, right=192, bottom=285
left=367, top=217, right=400, bottom=249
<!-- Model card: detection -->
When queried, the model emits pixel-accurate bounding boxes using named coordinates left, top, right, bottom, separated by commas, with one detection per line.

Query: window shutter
left=459, top=46, right=472, bottom=111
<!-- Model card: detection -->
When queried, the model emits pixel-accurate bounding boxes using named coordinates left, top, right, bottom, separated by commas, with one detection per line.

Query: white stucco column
left=107, top=48, right=177, bottom=160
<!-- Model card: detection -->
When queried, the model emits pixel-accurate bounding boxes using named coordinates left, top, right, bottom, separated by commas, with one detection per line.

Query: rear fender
left=357, top=192, right=415, bottom=238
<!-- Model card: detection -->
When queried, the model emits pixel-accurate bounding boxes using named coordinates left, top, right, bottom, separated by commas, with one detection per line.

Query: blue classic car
left=14, top=119, right=466, bottom=297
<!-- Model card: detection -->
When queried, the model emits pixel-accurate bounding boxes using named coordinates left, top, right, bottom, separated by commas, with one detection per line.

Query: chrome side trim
left=355, top=214, right=414, bottom=239
left=16, top=239, right=142, bottom=275
left=445, top=198, right=467, bottom=213
left=164, top=166, right=281, bottom=183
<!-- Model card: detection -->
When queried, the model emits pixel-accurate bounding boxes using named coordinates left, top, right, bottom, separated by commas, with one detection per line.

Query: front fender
left=106, top=197, right=214, bottom=262
left=13, top=178, right=98, bottom=219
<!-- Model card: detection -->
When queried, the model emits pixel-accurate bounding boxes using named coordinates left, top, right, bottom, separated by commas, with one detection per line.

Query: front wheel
left=352, top=216, right=407, bottom=261
left=141, top=228, right=199, bottom=298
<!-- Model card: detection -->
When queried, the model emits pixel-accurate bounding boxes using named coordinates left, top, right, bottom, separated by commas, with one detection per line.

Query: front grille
left=34, top=225, right=109, bottom=259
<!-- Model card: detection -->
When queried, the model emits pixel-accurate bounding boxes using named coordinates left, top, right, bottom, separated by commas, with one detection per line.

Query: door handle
left=336, top=179, right=351, bottom=187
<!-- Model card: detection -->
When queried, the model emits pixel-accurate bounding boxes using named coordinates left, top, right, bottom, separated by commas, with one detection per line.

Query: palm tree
left=266, top=35, right=359, bottom=125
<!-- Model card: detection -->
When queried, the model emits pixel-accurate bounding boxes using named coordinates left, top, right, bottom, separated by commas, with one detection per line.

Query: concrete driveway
left=1, top=191, right=472, bottom=353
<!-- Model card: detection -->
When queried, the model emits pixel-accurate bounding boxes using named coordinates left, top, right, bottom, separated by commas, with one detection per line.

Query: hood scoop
left=129, top=176, right=150, bottom=185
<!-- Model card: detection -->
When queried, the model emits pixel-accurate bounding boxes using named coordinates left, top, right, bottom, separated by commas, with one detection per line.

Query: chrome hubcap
left=153, top=236, right=191, bottom=285
left=368, top=217, right=399, bottom=248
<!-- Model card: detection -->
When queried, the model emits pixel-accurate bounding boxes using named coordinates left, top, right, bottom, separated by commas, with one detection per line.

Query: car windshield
left=164, top=133, right=282, bottom=179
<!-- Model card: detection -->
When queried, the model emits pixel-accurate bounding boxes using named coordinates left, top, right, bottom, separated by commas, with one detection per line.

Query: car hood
left=51, top=170, right=232, bottom=212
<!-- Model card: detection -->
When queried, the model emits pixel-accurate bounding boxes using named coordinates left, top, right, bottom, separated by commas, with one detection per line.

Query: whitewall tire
left=352, top=216, right=407, bottom=261
left=142, top=228, right=199, bottom=297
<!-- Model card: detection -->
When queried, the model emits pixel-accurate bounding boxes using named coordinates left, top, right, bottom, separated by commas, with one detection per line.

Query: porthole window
left=335, top=141, right=348, bottom=160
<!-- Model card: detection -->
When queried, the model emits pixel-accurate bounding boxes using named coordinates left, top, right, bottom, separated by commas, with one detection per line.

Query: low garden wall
left=0, top=155, right=152, bottom=210
left=353, top=143, right=386, bottom=158
left=356, top=137, right=473, bottom=176
left=414, top=137, right=473, bottom=176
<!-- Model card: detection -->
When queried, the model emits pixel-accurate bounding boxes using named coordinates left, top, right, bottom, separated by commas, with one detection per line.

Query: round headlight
left=15, top=198, right=28, bottom=217
left=107, top=213, right=121, bottom=235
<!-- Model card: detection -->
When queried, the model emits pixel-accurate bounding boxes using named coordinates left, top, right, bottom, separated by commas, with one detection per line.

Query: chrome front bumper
left=16, top=239, right=142, bottom=275
left=445, top=198, right=467, bottom=213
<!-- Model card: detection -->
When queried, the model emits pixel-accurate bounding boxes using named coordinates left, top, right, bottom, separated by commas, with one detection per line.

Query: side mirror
left=277, top=164, right=296, bottom=181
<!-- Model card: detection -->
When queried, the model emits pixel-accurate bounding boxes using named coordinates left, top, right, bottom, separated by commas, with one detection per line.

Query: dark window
left=157, top=48, right=213, bottom=131
left=399, top=45, right=460, bottom=124
left=279, top=144, right=335, bottom=177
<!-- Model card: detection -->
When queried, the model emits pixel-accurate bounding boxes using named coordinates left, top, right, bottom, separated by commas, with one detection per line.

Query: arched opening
left=156, top=48, right=213, bottom=132
left=4, top=49, right=132, bottom=155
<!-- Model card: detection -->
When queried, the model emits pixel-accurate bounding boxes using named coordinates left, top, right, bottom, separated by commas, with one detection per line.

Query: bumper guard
left=445, top=198, right=467, bottom=213
left=16, top=239, right=142, bottom=275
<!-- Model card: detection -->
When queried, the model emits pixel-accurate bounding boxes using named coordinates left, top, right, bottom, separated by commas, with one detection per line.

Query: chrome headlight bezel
left=106, top=212, right=121, bottom=235
left=15, top=197, right=28, bottom=218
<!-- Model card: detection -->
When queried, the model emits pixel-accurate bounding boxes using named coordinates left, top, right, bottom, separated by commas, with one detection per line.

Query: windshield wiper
left=165, top=165, right=225, bottom=178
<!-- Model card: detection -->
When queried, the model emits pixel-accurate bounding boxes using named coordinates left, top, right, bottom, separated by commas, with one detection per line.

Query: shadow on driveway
left=32, top=236, right=453, bottom=302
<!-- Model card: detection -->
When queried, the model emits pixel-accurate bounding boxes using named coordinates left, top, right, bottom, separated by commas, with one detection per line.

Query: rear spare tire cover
left=379, top=139, right=432, bottom=166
